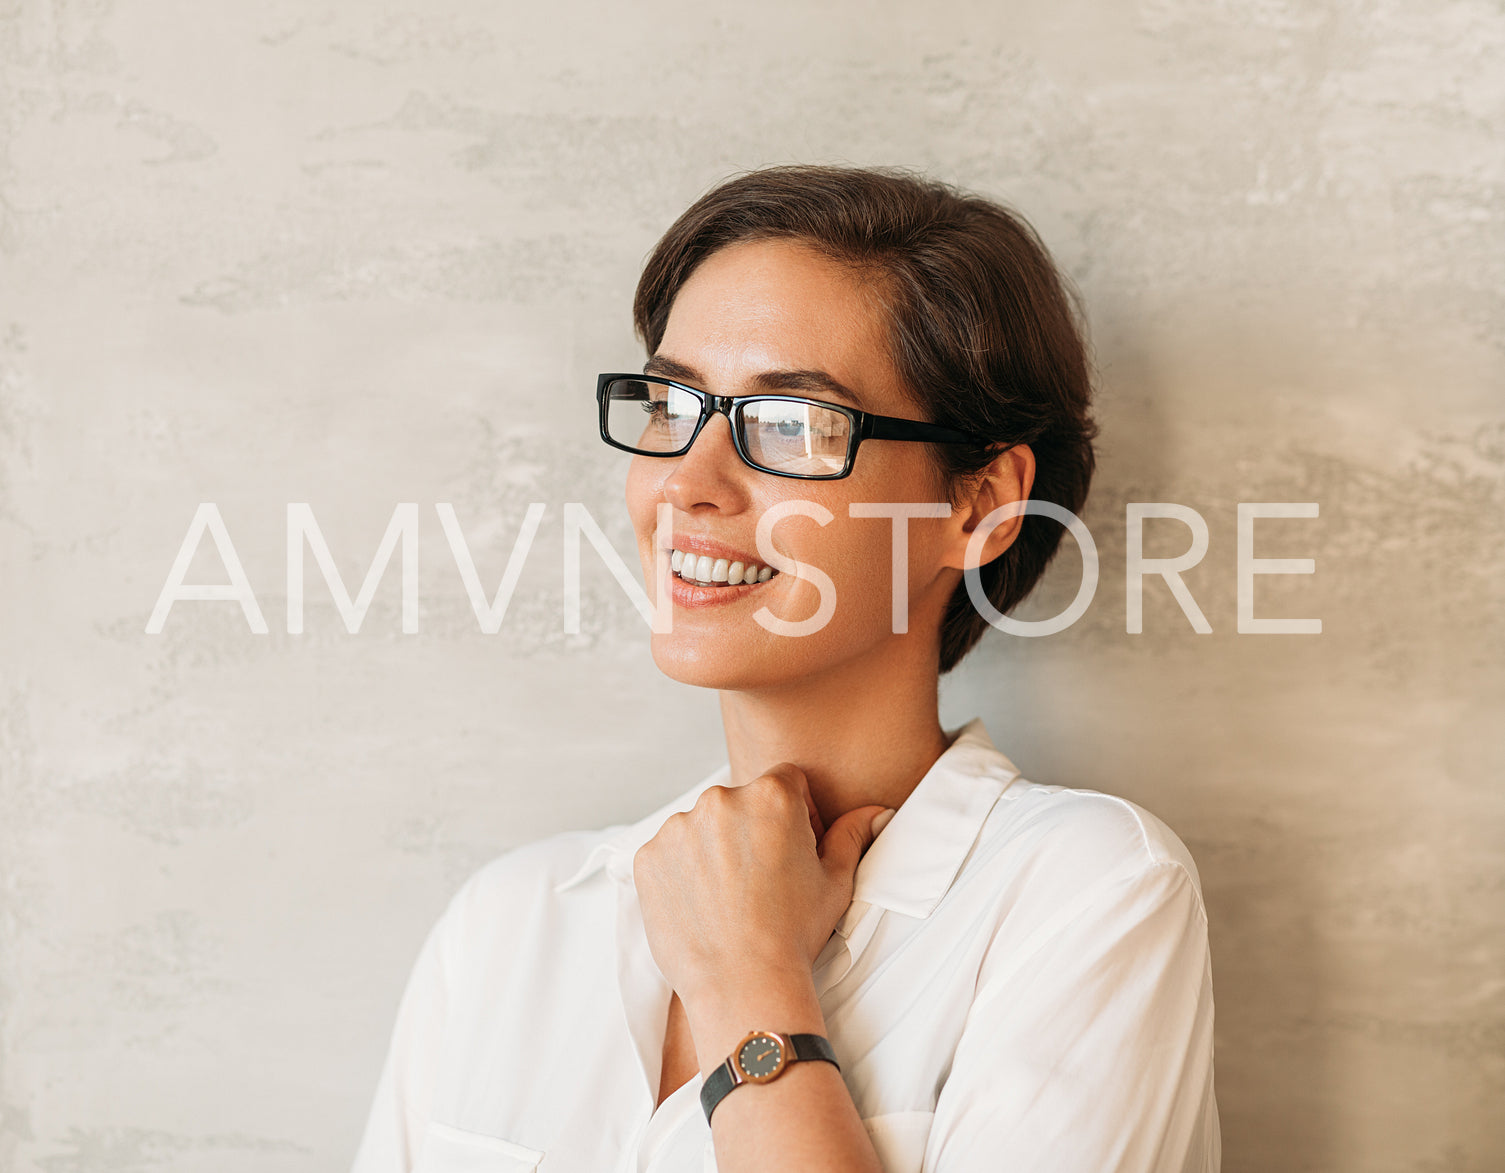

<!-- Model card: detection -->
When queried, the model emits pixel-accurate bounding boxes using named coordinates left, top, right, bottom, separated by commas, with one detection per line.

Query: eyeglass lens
left=603, top=378, right=851, bottom=477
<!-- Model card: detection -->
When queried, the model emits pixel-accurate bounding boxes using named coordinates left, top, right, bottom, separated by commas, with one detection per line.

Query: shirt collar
left=552, top=717, right=1019, bottom=920
left=847, top=716, right=1019, bottom=918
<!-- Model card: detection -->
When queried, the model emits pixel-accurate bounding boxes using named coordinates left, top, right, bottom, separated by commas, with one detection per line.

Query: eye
left=776, top=417, right=807, bottom=437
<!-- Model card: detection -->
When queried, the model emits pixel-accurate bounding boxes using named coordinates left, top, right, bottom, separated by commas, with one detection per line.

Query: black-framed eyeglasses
left=596, top=373, right=988, bottom=480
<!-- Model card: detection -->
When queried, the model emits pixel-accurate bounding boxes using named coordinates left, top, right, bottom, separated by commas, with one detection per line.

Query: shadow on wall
left=1092, top=330, right=1338, bottom=1173
left=953, top=305, right=1481, bottom=1172
left=1199, top=822, right=1333, bottom=1173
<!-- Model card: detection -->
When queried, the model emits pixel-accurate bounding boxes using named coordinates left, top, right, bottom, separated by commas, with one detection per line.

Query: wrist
left=680, top=970, right=826, bottom=1079
left=678, top=954, right=811, bottom=1014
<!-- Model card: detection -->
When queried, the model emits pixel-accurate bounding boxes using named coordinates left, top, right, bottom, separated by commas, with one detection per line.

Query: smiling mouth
left=670, top=548, right=781, bottom=588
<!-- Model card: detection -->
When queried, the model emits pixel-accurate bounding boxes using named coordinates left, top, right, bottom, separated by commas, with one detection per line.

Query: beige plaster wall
left=1, top=1, right=1500, bottom=1170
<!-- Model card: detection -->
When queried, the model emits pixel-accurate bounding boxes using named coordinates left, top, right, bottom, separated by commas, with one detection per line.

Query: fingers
left=816, top=805, right=891, bottom=878
left=700, top=763, right=827, bottom=842
left=755, top=762, right=824, bottom=841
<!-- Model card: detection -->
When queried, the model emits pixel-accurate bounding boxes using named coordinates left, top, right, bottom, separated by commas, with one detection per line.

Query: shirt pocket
left=862, top=1110, right=936, bottom=1173
left=414, top=1120, right=545, bottom=1173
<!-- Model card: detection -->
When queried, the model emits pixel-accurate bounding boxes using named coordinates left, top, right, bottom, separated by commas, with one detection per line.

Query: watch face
left=736, top=1033, right=786, bottom=1080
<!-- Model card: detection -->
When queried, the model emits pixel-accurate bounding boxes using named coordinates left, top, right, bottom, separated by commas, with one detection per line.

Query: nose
left=662, top=409, right=752, bottom=510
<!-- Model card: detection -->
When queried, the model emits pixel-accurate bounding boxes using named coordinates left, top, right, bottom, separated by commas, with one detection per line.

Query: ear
left=939, top=444, right=1036, bottom=571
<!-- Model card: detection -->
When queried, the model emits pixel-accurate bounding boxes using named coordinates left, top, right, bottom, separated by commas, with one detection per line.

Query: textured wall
left=1, top=2, right=1501, bottom=1171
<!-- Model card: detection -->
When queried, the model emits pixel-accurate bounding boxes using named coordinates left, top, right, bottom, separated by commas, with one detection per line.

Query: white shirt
left=351, top=717, right=1220, bottom=1173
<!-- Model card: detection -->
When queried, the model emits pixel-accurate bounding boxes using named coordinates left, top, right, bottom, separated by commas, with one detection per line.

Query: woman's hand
left=633, top=764, right=894, bottom=1003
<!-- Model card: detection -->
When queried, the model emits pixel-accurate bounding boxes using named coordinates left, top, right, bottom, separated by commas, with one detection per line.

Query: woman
left=352, top=166, right=1219, bottom=1172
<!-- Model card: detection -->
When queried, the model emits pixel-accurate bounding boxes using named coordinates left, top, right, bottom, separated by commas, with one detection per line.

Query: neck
left=716, top=639, right=955, bottom=831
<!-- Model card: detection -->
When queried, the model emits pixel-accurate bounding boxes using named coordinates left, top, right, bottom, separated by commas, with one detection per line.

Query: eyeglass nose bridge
left=697, top=390, right=743, bottom=422
left=680, top=389, right=756, bottom=466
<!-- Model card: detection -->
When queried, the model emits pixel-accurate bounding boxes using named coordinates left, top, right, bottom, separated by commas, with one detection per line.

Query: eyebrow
left=643, top=353, right=869, bottom=412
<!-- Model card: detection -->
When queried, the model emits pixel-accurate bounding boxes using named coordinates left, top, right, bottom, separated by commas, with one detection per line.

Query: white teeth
left=668, top=547, right=780, bottom=586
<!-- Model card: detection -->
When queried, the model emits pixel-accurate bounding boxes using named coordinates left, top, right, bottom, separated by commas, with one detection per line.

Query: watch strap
left=699, top=1032, right=840, bottom=1124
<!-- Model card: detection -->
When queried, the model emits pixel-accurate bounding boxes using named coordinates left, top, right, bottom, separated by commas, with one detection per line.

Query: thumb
left=818, top=804, right=896, bottom=879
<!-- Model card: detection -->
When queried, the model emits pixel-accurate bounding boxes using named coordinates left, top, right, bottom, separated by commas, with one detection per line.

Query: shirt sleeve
left=349, top=893, right=458, bottom=1173
left=925, top=860, right=1220, bottom=1173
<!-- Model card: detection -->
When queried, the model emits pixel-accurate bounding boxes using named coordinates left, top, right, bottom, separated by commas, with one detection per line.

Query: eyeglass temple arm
left=861, top=413, right=984, bottom=445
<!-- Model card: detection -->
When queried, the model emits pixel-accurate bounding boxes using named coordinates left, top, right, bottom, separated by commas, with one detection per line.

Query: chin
left=649, top=633, right=788, bottom=691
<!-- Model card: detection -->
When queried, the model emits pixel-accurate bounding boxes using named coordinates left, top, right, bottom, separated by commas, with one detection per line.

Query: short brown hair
left=633, top=165, right=1097, bottom=674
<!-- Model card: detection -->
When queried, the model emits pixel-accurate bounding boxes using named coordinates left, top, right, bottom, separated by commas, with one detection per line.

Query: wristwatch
left=699, top=1029, right=841, bottom=1124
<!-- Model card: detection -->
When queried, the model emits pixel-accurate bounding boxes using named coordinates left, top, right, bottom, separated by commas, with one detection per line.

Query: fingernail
left=872, top=808, right=896, bottom=835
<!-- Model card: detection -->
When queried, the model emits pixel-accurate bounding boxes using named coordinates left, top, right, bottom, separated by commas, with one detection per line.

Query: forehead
left=658, top=238, right=905, bottom=413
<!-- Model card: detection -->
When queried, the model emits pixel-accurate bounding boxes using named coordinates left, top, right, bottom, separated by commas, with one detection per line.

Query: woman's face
left=624, top=237, right=981, bottom=691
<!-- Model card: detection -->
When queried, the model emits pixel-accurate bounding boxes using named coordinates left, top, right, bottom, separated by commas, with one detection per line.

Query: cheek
left=791, top=514, right=901, bottom=624
left=624, top=458, right=662, bottom=531
left=813, top=504, right=953, bottom=622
